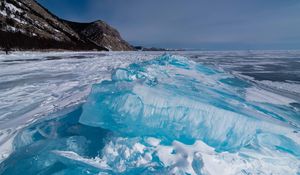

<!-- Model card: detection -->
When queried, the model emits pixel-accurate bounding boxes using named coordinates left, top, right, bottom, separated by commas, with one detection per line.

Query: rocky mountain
left=65, top=20, right=133, bottom=51
left=134, top=46, right=185, bottom=51
left=0, top=0, right=134, bottom=51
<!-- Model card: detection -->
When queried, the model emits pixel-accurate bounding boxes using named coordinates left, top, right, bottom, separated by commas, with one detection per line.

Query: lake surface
left=0, top=51, right=299, bottom=174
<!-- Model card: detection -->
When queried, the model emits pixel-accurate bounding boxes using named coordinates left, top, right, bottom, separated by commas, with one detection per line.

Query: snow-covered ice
left=0, top=51, right=299, bottom=174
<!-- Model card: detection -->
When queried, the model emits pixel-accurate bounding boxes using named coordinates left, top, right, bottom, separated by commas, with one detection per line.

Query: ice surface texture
left=80, top=54, right=299, bottom=151
left=1, top=54, right=299, bottom=174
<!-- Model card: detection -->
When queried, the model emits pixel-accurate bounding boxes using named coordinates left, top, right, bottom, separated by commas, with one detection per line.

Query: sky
left=37, top=0, right=300, bottom=50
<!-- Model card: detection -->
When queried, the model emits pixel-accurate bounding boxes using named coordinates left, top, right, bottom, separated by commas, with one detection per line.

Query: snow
left=259, top=80, right=300, bottom=94
left=53, top=28, right=61, bottom=33
left=5, top=3, right=23, bottom=13
left=0, top=9, right=7, bottom=16
left=80, top=54, right=298, bottom=154
left=4, top=25, right=25, bottom=33
left=6, top=25, right=17, bottom=32
left=0, top=51, right=299, bottom=174
left=246, top=87, right=296, bottom=105
left=53, top=150, right=110, bottom=170
left=0, top=131, right=16, bottom=163
left=1, top=2, right=27, bottom=26
left=0, top=52, right=162, bottom=161
left=53, top=136, right=300, bottom=174
left=54, top=36, right=63, bottom=41
left=11, top=16, right=27, bottom=25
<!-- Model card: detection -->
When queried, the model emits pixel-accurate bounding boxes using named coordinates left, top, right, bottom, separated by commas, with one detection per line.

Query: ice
left=53, top=150, right=110, bottom=170
left=259, top=80, right=300, bottom=94
left=0, top=131, right=16, bottom=162
left=51, top=136, right=300, bottom=174
left=0, top=51, right=162, bottom=162
left=0, top=51, right=300, bottom=174
left=245, top=87, right=296, bottom=105
left=80, top=54, right=299, bottom=152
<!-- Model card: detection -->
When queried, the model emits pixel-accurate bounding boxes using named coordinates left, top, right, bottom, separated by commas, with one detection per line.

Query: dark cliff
left=65, top=20, right=134, bottom=51
left=0, top=0, right=134, bottom=51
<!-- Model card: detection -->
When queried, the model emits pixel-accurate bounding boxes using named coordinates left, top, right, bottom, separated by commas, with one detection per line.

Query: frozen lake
left=0, top=51, right=299, bottom=174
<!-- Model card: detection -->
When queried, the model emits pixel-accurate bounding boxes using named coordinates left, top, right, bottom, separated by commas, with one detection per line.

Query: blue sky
left=37, top=0, right=300, bottom=50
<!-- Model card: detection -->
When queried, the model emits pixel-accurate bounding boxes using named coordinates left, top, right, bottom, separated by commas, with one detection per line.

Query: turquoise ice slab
left=1, top=54, right=299, bottom=174
left=80, top=54, right=300, bottom=153
left=0, top=107, right=110, bottom=174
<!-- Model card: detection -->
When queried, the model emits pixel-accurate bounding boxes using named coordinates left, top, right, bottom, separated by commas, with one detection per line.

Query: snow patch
left=0, top=9, right=7, bottom=16
left=5, top=3, right=23, bottom=13
left=54, top=137, right=300, bottom=174
left=246, top=87, right=296, bottom=105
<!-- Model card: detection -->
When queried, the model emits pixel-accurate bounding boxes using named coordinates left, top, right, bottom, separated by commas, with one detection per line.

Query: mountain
left=65, top=20, right=133, bottom=51
left=134, top=46, right=185, bottom=51
left=0, top=0, right=134, bottom=51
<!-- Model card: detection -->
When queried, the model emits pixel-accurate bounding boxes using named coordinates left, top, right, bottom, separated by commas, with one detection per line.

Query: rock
left=65, top=20, right=134, bottom=51
left=0, top=0, right=134, bottom=51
